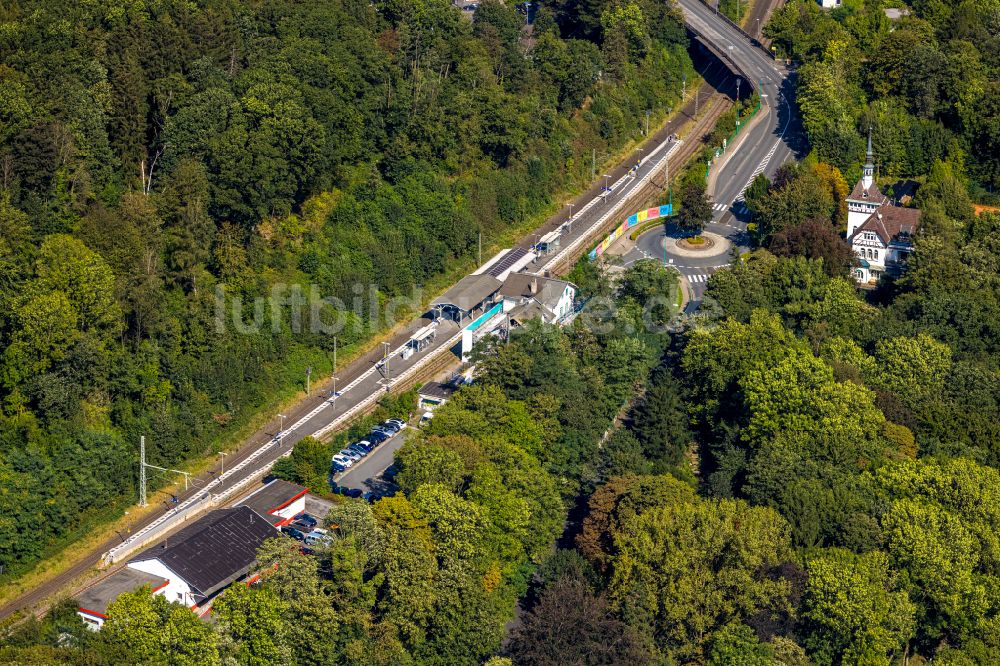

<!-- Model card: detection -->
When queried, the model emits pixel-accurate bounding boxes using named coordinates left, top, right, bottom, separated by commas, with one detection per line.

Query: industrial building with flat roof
left=76, top=479, right=308, bottom=629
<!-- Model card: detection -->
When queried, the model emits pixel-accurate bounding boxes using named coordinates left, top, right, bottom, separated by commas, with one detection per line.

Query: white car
left=332, top=454, right=354, bottom=468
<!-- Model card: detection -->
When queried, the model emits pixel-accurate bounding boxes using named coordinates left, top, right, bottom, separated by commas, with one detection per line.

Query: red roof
left=850, top=205, right=921, bottom=246
left=847, top=178, right=888, bottom=204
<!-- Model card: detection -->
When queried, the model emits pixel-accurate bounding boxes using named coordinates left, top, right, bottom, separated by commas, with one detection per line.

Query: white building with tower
left=846, top=133, right=921, bottom=284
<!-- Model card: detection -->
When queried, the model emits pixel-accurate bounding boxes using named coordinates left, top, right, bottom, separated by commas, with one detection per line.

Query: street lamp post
left=278, top=413, right=286, bottom=441
left=218, top=452, right=226, bottom=487
left=565, top=203, right=574, bottom=232
left=644, top=109, right=650, bottom=136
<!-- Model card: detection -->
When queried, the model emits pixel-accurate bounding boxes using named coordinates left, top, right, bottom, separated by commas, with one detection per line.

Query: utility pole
left=218, top=452, right=226, bottom=487
left=333, top=337, right=337, bottom=375
left=566, top=202, right=574, bottom=232
left=645, top=109, right=650, bottom=136
left=138, top=436, right=190, bottom=508
left=332, top=376, right=339, bottom=412
left=478, top=228, right=482, bottom=266
left=382, top=342, right=391, bottom=391
left=591, top=148, right=596, bottom=181
left=139, top=436, right=147, bottom=508
left=278, top=413, right=286, bottom=441
left=306, top=366, right=312, bottom=396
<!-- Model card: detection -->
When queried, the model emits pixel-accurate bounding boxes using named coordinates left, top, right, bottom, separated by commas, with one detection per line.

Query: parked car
left=386, top=418, right=406, bottom=430
left=291, top=513, right=318, bottom=530
left=346, top=444, right=369, bottom=457
left=281, top=526, right=305, bottom=541
left=330, top=462, right=346, bottom=473
left=378, top=421, right=400, bottom=433
left=340, top=448, right=362, bottom=461
left=371, top=425, right=395, bottom=437
left=331, top=454, right=353, bottom=468
left=355, top=439, right=376, bottom=452
left=366, top=430, right=389, bottom=444
left=304, top=530, right=332, bottom=547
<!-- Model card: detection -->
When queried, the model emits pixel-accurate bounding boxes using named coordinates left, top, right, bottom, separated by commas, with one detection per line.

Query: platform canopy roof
left=430, top=274, right=502, bottom=313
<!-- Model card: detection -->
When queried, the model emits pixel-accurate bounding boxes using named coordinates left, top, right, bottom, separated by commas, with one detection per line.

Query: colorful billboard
left=588, top=204, right=673, bottom=260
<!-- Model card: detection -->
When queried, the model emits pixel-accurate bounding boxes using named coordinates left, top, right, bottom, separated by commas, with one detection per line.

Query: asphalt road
left=625, top=0, right=806, bottom=300
left=333, top=429, right=410, bottom=494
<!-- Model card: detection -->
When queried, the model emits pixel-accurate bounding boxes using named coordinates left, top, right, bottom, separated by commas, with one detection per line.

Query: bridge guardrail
left=698, top=0, right=777, bottom=60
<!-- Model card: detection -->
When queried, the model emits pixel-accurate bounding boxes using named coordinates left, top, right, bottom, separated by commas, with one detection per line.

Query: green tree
left=871, top=333, right=953, bottom=400
left=99, top=587, right=220, bottom=666
left=801, top=549, right=915, bottom=665
left=607, top=495, right=792, bottom=661
left=34, top=234, right=121, bottom=333
left=396, top=441, right=466, bottom=495
left=214, top=583, right=292, bottom=666
left=631, top=369, right=692, bottom=468
left=677, top=181, right=712, bottom=235
left=706, top=623, right=775, bottom=666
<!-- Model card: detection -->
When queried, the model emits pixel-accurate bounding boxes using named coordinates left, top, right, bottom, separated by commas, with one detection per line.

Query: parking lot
left=333, top=428, right=409, bottom=497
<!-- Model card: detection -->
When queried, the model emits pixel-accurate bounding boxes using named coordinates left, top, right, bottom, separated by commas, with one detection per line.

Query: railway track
left=0, top=87, right=734, bottom=628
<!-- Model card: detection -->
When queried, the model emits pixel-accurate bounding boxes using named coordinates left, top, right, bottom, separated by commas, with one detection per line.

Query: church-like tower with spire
left=845, top=130, right=921, bottom=285
left=846, top=130, right=888, bottom=237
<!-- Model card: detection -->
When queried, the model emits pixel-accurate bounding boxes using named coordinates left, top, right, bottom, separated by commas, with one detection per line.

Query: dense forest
left=766, top=0, right=999, bottom=195
left=0, top=0, right=692, bottom=575
left=2, top=259, right=683, bottom=664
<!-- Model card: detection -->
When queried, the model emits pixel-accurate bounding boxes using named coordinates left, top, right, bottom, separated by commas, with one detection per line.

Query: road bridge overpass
left=622, top=0, right=806, bottom=301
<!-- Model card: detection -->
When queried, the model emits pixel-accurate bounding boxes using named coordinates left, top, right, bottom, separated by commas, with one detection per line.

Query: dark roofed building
left=430, top=274, right=503, bottom=320
left=845, top=131, right=922, bottom=285
left=236, top=479, right=308, bottom=527
left=76, top=488, right=311, bottom=630
left=499, top=273, right=577, bottom=323
left=847, top=130, right=890, bottom=238
left=850, top=206, right=920, bottom=247
left=126, top=506, right=277, bottom=608
left=418, top=380, right=458, bottom=410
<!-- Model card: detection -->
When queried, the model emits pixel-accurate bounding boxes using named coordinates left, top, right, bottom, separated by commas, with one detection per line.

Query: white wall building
left=499, top=273, right=577, bottom=323
left=77, top=480, right=308, bottom=629
left=846, top=133, right=889, bottom=238
left=846, top=134, right=921, bottom=284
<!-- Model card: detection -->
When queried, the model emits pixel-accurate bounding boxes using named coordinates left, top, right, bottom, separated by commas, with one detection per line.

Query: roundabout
left=664, top=231, right=731, bottom=258
left=619, top=218, right=751, bottom=297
